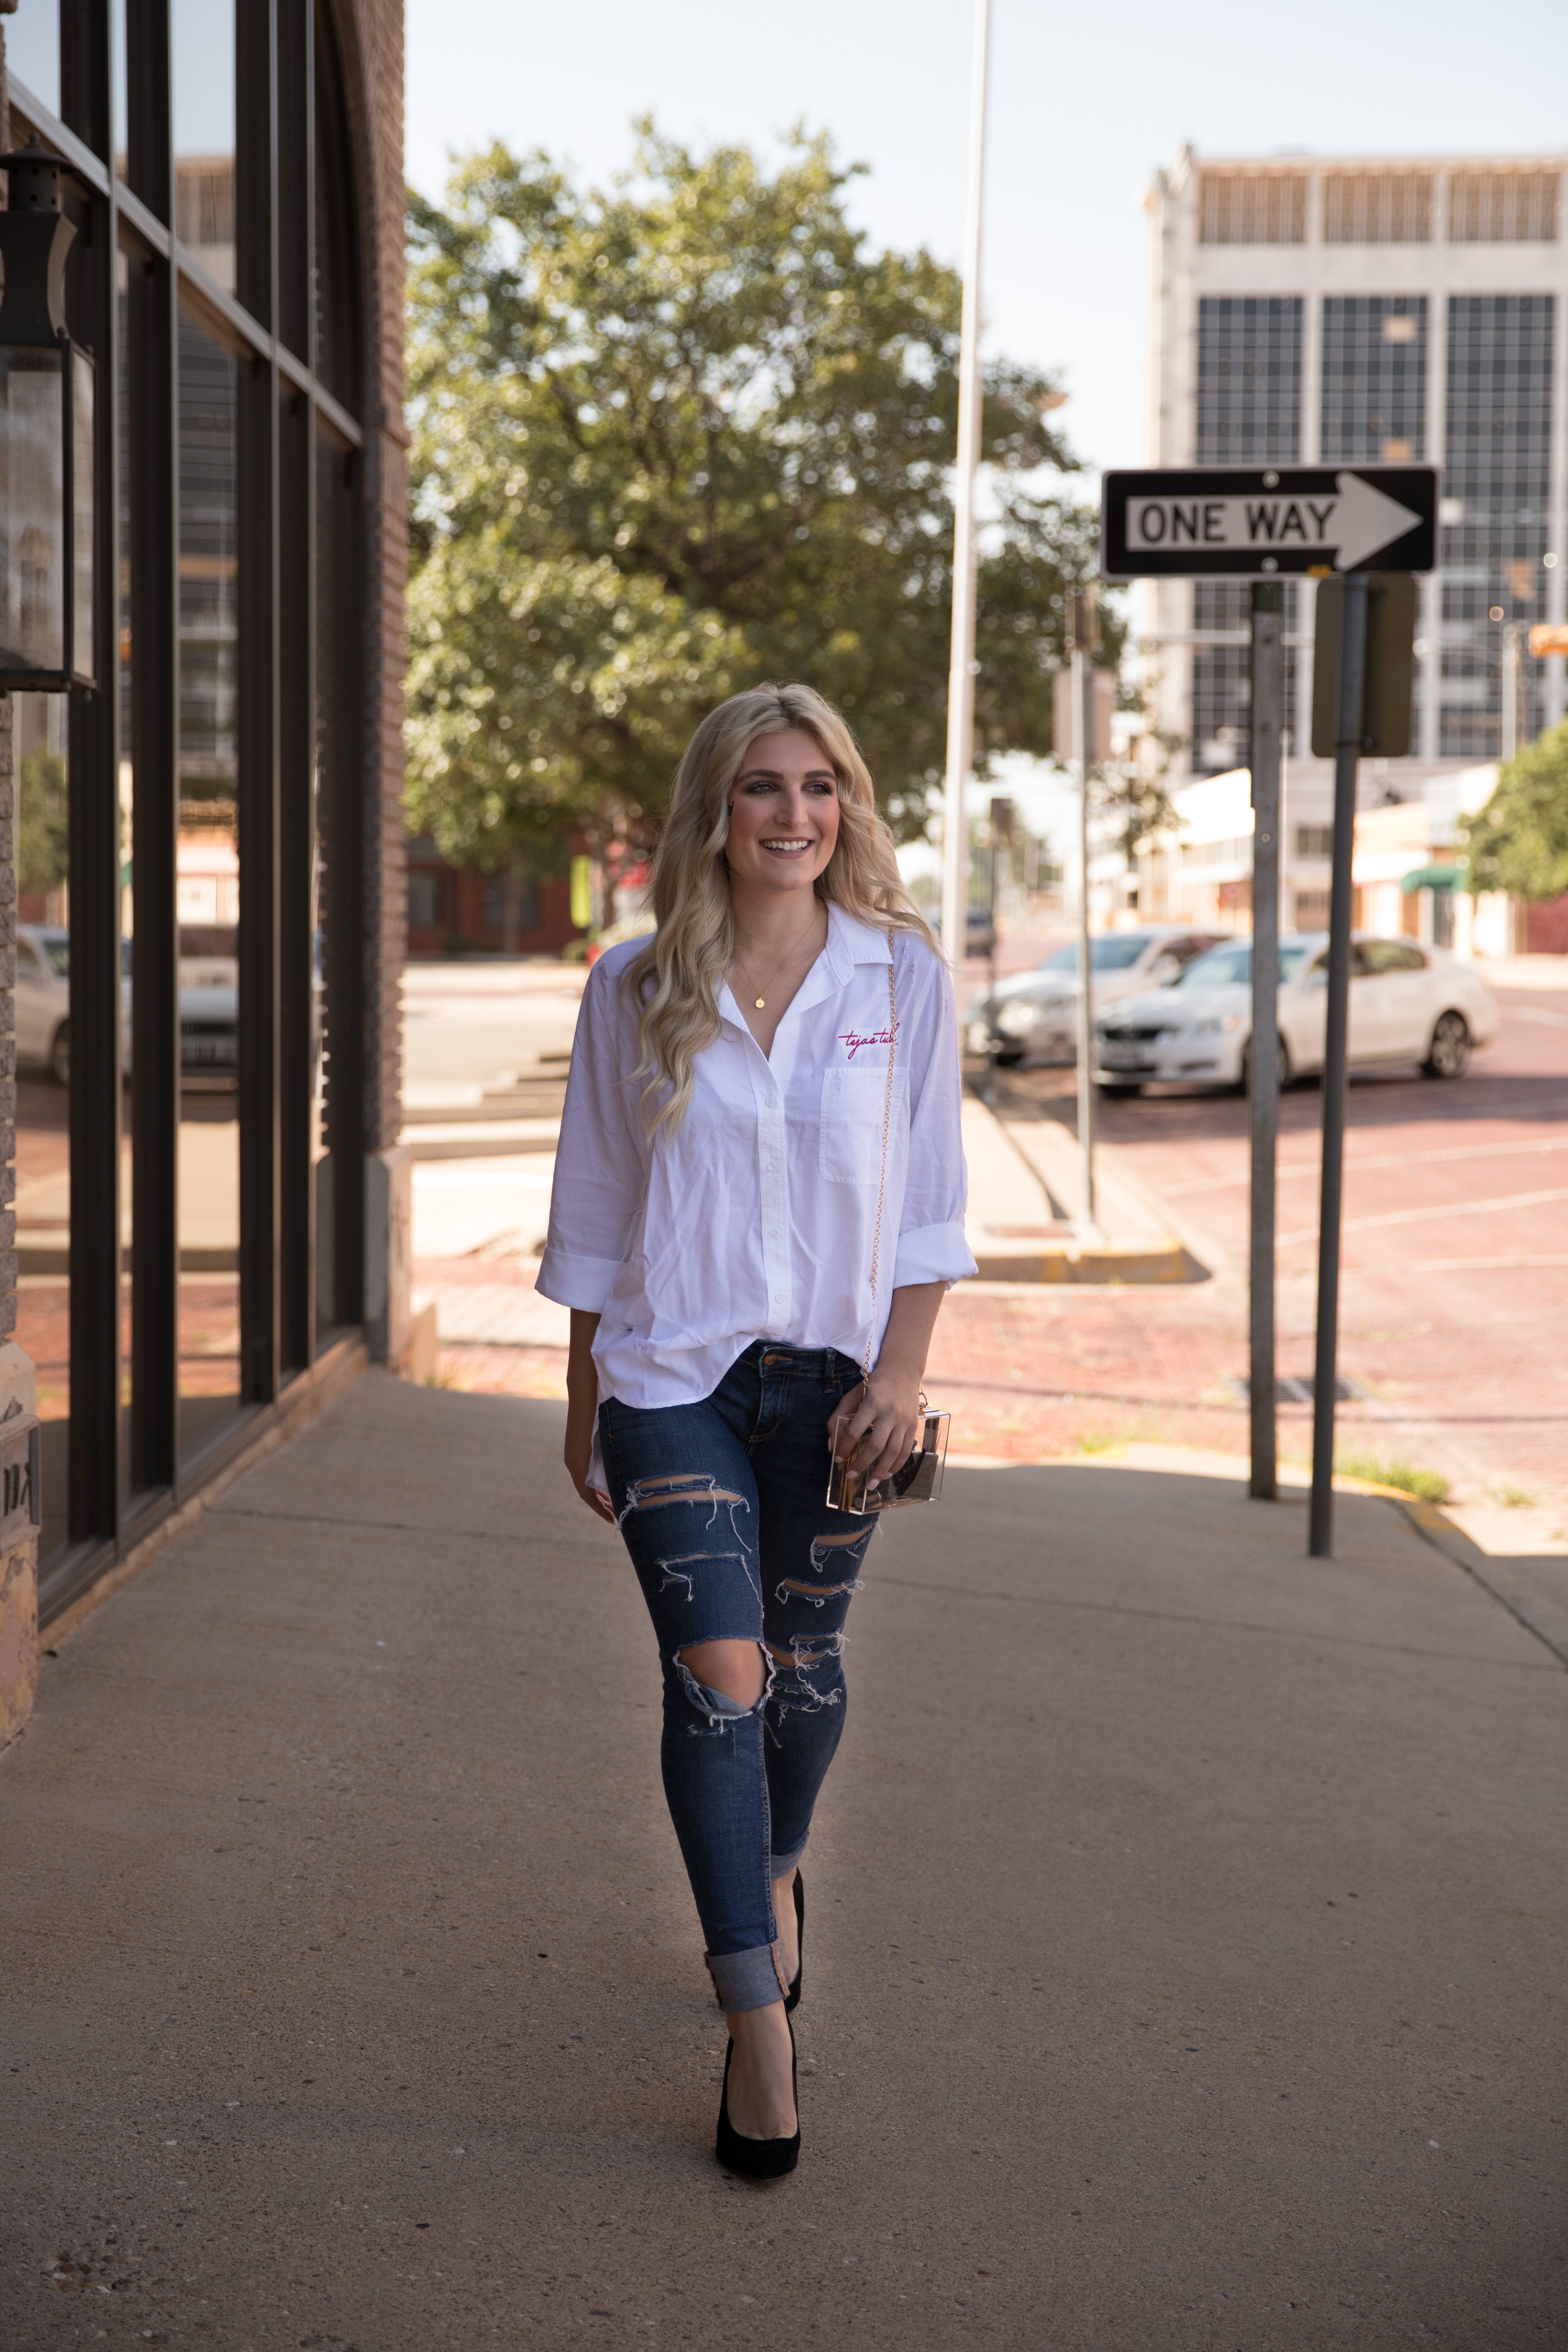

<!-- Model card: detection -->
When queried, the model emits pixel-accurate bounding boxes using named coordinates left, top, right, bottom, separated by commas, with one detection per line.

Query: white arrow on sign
left=1123, top=472, right=1423, bottom=570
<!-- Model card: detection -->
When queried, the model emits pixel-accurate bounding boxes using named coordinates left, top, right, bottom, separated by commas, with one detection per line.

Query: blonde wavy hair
left=624, top=683, right=938, bottom=1133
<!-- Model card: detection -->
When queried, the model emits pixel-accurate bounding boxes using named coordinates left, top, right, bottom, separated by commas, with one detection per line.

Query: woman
left=536, top=683, right=973, bottom=2177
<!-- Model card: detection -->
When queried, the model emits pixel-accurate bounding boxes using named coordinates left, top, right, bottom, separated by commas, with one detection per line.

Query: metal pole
left=938, top=0, right=992, bottom=1008
left=1501, top=622, right=1520, bottom=761
left=1309, top=572, right=1369, bottom=1558
left=1248, top=581, right=1284, bottom=1500
left=1074, top=598, right=1098, bottom=1232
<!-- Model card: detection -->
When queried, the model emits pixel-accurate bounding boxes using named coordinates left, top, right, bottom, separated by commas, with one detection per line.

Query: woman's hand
left=823, top=1279, right=947, bottom=1485
left=566, top=1309, right=617, bottom=1524
left=827, top=1364, right=924, bottom=1484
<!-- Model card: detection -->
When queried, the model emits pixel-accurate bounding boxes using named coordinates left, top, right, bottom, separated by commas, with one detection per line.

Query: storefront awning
left=1401, top=863, right=1466, bottom=893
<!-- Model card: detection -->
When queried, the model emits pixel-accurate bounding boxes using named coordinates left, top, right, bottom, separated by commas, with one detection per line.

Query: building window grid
left=1198, top=174, right=1307, bottom=247
left=1322, top=173, right=1434, bottom=246
left=1195, top=298, right=1303, bottom=464
left=1320, top=297, right=1428, bottom=463
left=1448, top=171, right=1561, bottom=244
left=1192, top=302, right=1302, bottom=771
left=1441, top=294, right=1556, bottom=755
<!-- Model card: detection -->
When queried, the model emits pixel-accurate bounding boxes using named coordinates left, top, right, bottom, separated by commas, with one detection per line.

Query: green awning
left=1401, top=863, right=1466, bottom=892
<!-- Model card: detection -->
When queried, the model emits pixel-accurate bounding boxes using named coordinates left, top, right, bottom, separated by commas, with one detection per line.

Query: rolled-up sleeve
left=536, top=957, right=648, bottom=1313
left=893, top=943, right=978, bottom=1289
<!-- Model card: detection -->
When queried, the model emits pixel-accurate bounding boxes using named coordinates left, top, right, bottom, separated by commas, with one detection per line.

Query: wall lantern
left=0, top=143, right=95, bottom=691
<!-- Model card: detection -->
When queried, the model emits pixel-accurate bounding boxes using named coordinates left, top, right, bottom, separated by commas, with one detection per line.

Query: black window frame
left=9, top=2, right=368, bottom=1627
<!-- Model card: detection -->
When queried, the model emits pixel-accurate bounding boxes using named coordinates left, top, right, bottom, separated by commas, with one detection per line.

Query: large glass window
left=116, top=243, right=137, bottom=1503
left=13, top=0, right=368, bottom=1620
left=173, top=0, right=237, bottom=295
left=3, top=0, right=60, bottom=115
left=1194, top=296, right=1302, bottom=465
left=1189, top=303, right=1303, bottom=774
left=312, top=14, right=362, bottom=413
left=314, top=423, right=359, bottom=1344
left=177, top=311, right=242, bottom=1456
left=1441, top=295, right=1556, bottom=756
left=11, top=691, right=70, bottom=1563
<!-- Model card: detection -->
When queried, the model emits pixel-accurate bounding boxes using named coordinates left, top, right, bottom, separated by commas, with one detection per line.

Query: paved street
left=404, top=963, right=588, bottom=1106
left=3, top=1371, right=1565, bottom=2349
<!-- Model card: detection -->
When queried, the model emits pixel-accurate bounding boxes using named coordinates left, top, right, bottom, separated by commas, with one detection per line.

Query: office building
left=1136, top=148, right=1568, bottom=941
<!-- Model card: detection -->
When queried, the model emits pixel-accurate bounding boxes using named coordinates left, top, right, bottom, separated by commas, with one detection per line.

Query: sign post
left=1308, top=576, right=1369, bottom=1557
left=1305, top=570, right=1420, bottom=1557
left=1102, top=464, right=1436, bottom=1548
left=1073, top=588, right=1099, bottom=1232
left=1247, top=581, right=1284, bottom=1499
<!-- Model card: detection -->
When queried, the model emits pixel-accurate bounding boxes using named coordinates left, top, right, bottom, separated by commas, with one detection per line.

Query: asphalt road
left=402, top=962, right=587, bottom=1103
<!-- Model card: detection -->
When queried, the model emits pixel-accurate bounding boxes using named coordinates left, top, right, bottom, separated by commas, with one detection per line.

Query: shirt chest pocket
left=820, top=1064, right=908, bottom=1185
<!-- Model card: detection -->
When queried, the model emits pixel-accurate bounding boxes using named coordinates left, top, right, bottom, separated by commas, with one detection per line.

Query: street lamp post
left=939, top=0, right=991, bottom=1005
left=0, top=144, right=95, bottom=692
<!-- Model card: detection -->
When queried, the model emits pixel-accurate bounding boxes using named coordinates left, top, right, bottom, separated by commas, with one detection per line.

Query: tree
left=17, top=747, right=69, bottom=900
left=1463, top=720, right=1568, bottom=900
left=405, top=125, right=1113, bottom=871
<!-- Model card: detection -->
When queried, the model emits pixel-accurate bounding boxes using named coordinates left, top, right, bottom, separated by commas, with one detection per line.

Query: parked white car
left=965, top=925, right=1225, bottom=1064
left=14, top=924, right=73, bottom=1085
left=1093, top=933, right=1499, bottom=1095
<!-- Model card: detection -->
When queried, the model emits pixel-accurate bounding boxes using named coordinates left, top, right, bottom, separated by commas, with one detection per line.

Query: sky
left=405, top=0, right=1568, bottom=860
left=407, top=0, right=1568, bottom=490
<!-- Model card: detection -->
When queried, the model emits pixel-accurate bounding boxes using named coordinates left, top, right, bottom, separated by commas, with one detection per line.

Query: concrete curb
left=968, top=1235, right=1203, bottom=1283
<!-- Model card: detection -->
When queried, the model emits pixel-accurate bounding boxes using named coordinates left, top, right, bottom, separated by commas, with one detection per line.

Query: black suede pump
left=715, top=2013, right=800, bottom=2180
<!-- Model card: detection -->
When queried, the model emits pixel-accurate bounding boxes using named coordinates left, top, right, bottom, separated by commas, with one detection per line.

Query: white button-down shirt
left=537, top=905, right=976, bottom=1412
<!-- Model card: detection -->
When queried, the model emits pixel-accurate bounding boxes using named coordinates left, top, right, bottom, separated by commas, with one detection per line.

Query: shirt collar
left=824, top=902, right=894, bottom=982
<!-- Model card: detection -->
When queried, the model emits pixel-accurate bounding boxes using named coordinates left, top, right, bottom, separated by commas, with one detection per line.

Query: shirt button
left=767, top=1161, right=781, bottom=1173
left=769, top=1227, right=782, bottom=1238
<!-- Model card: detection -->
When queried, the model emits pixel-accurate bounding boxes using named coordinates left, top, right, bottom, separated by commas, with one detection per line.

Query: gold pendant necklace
left=733, top=911, right=821, bottom=1010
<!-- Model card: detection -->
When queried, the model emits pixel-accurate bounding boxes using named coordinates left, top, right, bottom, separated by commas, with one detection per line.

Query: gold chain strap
left=861, top=955, right=898, bottom=1387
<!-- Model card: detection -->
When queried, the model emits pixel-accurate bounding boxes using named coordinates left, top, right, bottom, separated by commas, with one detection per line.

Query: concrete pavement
left=3, top=1370, right=1565, bottom=2349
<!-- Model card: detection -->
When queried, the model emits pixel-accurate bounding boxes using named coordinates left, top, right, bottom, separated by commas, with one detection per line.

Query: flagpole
left=940, top=0, right=992, bottom=1012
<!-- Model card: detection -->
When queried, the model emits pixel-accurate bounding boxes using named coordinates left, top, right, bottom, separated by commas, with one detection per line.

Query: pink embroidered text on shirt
left=836, top=1023, right=898, bottom=1063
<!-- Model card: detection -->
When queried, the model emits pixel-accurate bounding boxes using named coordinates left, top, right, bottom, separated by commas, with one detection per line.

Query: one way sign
left=1100, top=465, right=1437, bottom=579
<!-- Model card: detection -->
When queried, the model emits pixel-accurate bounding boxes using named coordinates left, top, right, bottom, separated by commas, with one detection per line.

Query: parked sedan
left=966, top=925, right=1223, bottom=1064
left=14, top=924, right=73, bottom=1085
left=1093, top=933, right=1499, bottom=1095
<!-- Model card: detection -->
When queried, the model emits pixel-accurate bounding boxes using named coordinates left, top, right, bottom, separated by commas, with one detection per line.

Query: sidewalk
left=4, top=1373, right=1563, bottom=2350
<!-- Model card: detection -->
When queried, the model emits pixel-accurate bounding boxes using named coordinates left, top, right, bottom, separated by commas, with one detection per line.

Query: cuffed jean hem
left=769, top=1843, right=807, bottom=1883
left=705, top=1942, right=791, bottom=2013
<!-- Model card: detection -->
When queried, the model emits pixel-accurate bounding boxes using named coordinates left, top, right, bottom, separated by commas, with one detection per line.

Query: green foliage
left=1335, top=1451, right=1452, bottom=1504
left=1462, top=719, right=1568, bottom=901
left=405, top=124, right=1110, bottom=860
left=1097, top=771, right=1182, bottom=869
left=17, top=747, right=69, bottom=898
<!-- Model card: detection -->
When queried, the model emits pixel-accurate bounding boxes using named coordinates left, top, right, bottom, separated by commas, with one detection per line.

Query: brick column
left=344, top=0, right=411, bottom=1364
left=0, top=7, right=41, bottom=1750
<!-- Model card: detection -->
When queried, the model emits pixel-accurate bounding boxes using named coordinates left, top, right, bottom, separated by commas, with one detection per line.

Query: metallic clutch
left=826, top=1402, right=950, bottom=1516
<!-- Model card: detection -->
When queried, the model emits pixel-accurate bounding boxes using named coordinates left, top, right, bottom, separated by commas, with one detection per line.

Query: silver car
left=14, top=924, right=73, bottom=1085
left=1093, top=933, right=1500, bottom=1095
left=965, top=926, right=1223, bottom=1065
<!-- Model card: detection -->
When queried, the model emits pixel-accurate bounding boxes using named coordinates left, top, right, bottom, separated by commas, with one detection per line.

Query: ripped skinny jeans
left=598, top=1342, right=872, bottom=2015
